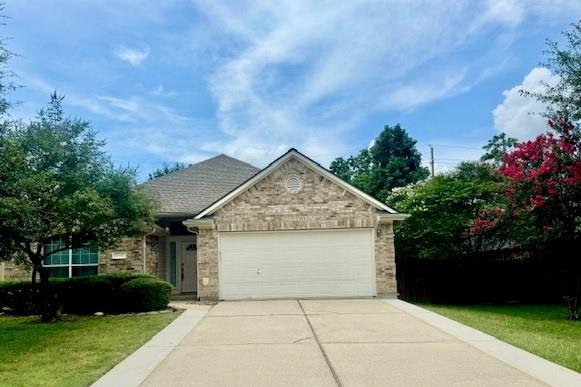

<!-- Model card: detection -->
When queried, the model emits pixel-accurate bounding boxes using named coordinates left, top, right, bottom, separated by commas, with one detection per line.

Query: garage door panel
left=220, top=229, right=375, bottom=299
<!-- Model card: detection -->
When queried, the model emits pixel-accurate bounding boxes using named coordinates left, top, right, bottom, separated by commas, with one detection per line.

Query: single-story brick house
left=0, top=149, right=405, bottom=300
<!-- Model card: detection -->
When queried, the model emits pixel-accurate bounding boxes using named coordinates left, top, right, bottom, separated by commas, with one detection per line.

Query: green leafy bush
left=119, top=278, right=172, bottom=312
left=0, top=273, right=172, bottom=315
left=0, top=281, right=40, bottom=315
left=60, top=276, right=114, bottom=314
left=102, top=272, right=156, bottom=288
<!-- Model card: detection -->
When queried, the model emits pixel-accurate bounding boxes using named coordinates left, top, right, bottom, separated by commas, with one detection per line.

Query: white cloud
left=481, top=0, right=525, bottom=27
left=15, top=0, right=581, bottom=172
left=96, top=95, right=191, bottom=124
left=149, top=84, right=176, bottom=97
left=114, top=46, right=150, bottom=66
left=382, top=71, right=469, bottom=110
left=493, top=67, right=559, bottom=140
left=20, top=71, right=214, bottom=169
left=191, top=0, right=568, bottom=166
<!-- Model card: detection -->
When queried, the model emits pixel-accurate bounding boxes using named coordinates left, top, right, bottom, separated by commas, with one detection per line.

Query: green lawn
left=423, top=304, right=581, bottom=372
left=0, top=311, right=181, bottom=387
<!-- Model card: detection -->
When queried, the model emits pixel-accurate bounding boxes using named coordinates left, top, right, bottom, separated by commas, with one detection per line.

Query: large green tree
left=523, top=20, right=581, bottom=121
left=493, top=118, right=580, bottom=319
left=480, top=133, right=518, bottom=166
left=470, top=21, right=581, bottom=319
left=388, top=161, right=509, bottom=260
left=330, top=124, right=428, bottom=200
left=329, top=148, right=373, bottom=190
left=148, top=162, right=186, bottom=180
left=0, top=4, right=16, bottom=119
left=0, top=94, right=156, bottom=321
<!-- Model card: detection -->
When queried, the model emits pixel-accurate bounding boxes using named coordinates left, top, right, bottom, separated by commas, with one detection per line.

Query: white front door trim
left=166, top=236, right=197, bottom=294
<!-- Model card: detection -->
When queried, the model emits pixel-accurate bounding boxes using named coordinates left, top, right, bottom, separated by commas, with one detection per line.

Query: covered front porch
left=156, top=217, right=198, bottom=298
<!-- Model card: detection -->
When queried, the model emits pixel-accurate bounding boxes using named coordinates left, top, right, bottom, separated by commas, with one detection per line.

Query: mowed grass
left=423, top=304, right=581, bottom=372
left=0, top=311, right=181, bottom=387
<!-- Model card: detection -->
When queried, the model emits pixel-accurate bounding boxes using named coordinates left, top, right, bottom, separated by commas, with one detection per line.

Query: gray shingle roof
left=142, top=154, right=259, bottom=216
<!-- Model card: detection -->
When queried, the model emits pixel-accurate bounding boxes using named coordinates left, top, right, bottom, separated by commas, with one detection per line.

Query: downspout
left=142, top=228, right=157, bottom=274
left=183, top=218, right=212, bottom=300
left=186, top=226, right=198, bottom=236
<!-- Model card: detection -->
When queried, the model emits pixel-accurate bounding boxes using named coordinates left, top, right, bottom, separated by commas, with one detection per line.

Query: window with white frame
left=43, top=238, right=99, bottom=278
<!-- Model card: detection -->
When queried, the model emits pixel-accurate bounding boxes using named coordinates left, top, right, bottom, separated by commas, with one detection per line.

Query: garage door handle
left=256, top=268, right=260, bottom=275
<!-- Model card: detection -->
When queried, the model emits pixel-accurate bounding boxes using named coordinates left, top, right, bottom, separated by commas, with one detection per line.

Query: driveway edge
left=384, top=299, right=581, bottom=387
left=91, top=304, right=209, bottom=387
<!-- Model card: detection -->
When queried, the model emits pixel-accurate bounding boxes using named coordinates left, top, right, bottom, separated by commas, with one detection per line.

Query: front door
left=180, top=241, right=197, bottom=293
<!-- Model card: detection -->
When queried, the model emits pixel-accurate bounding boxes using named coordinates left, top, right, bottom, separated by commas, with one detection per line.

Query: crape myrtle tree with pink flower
left=470, top=22, right=581, bottom=319
left=384, top=22, right=581, bottom=319
left=498, top=118, right=580, bottom=243
left=471, top=118, right=581, bottom=319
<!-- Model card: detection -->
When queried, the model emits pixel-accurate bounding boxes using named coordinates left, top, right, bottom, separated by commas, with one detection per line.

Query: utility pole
left=429, top=145, right=435, bottom=177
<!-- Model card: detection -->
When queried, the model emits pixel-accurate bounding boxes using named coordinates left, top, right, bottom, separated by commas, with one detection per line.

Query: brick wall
left=0, top=261, right=31, bottom=281
left=375, top=223, right=397, bottom=295
left=215, top=158, right=377, bottom=232
left=196, top=157, right=397, bottom=300
left=100, top=235, right=162, bottom=276
left=196, top=228, right=219, bottom=299
left=1, top=235, right=163, bottom=281
left=99, top=237, right=145, bottom=274
left=145, top=235, right=162, bottom=276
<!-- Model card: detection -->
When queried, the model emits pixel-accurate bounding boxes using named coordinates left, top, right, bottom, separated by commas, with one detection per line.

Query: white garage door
left=219, top=229, right=376, bottom=299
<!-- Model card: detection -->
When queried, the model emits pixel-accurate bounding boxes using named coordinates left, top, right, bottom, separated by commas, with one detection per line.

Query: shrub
left=0, top=273, right=172, bottom=315
left=0, top=281, right=40, bottom=315
left=103, top=272, right=156, bottom=288
left=119, top=278, right=172, bottom=312
left=60, top=276, right=114, bottom=314
left=0, top=279, right=65, bottom=315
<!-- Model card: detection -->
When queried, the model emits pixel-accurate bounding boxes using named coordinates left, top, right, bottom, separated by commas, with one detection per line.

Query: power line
left=436, top=158, right=474, bottom=162
left=418, top=142, right=483, bottom=150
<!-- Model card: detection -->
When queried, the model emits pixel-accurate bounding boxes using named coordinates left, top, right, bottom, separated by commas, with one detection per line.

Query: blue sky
left=5, top=1, right=581, bottom=180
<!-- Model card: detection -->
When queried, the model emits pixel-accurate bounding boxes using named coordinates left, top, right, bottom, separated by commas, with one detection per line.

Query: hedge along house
left=0, top=149, right=406, bottom=301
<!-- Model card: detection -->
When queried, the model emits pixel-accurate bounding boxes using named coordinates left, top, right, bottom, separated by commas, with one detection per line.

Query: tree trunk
left=31, top=266, right=37, bottom=285
left=560, top=240, right=580, bottom=321
left=38, top=266, right=58, bottom=322
left=564, top=279, right=580, bottom=320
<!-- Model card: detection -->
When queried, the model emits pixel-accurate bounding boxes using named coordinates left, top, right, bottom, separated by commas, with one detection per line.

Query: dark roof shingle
left=142, top=154, right=259, bottom=216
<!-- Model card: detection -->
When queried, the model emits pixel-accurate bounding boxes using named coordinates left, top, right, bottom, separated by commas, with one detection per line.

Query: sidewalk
left=384, top=299, right=581, bottom=387
left=91, top=302, right=210, bottom=387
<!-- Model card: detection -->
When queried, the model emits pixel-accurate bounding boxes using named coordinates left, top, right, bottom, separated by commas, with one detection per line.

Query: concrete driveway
left=140, top=299, right=546, bottom=387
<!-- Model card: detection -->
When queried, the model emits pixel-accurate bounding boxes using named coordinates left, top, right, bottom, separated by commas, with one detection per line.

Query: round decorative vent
left=286, top=176, right=302, bottom=194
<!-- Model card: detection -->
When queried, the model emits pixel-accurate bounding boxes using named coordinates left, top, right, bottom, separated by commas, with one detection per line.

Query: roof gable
left=194, top=149, right=398, bottom=219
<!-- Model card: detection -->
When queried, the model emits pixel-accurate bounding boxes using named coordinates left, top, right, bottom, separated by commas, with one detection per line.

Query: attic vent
left=286, top=176, right=302, bottom=194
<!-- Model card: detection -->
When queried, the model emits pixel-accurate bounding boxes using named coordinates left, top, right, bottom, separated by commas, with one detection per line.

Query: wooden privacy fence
left=396, top=251, right=564, bottom=304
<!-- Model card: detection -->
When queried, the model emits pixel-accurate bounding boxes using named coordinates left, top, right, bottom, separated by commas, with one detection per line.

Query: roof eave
left=183, top=217, right=213, bottom=230
left=155, top=212, right=198, bottom=218
left=378, top=213, right=409, bottom=223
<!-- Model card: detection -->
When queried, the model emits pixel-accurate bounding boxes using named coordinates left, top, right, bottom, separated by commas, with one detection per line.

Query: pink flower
left=531, top=195, right=545, bottom=208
